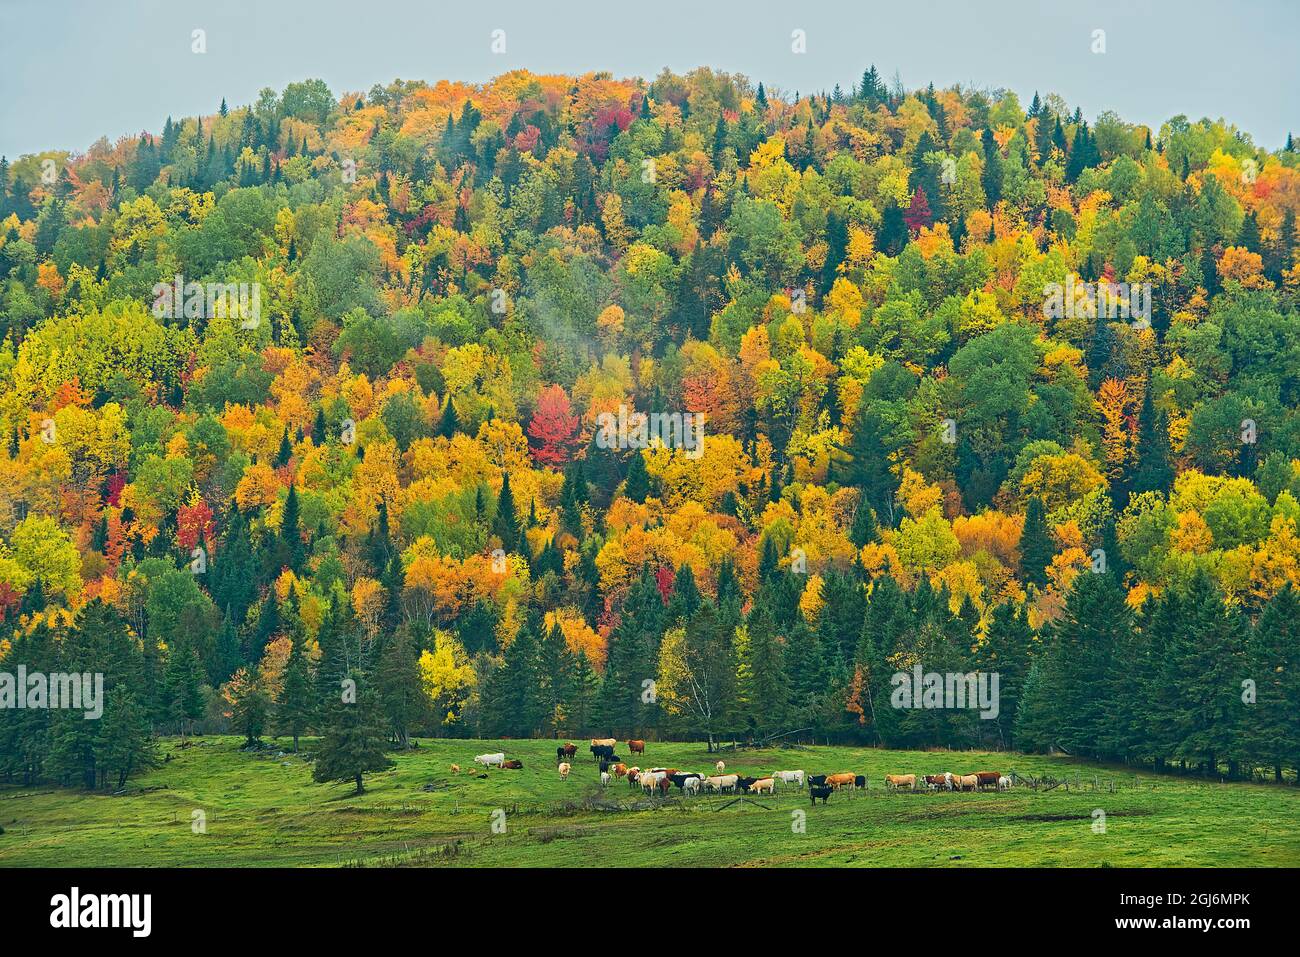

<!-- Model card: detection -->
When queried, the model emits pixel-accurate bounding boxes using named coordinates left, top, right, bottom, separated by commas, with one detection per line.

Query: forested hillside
left=1, top=68, right=1298, bottom=791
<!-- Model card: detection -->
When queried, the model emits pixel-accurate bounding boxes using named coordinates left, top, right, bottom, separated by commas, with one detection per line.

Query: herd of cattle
left=463, top=741, right=1013, bottom=805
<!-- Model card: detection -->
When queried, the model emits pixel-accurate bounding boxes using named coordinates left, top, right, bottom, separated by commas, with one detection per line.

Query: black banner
left=0, top=866, right=1288, bottom=941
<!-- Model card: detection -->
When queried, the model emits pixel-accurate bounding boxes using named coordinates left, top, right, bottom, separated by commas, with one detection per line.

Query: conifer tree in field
left=313, top=673, right=394, bottom=795
left=1246, top=584, right=1300, bottom=782
left=163, top=635, right=206, bottom=738
left=567, top=648, right=600, bottom=736
left=1040, top=571, right=1131, bottom=758
left=276, top=628, right=313, bottom=751
left=597, top=566, right=662, bottom=734
left=735, top=598, right=788, bottom=737
left=227, top=666, right=270, bottom=748
left=1161, top=571, right=1250, bottom=776
left=974, top=600, right=1034, bottom=749
left=536, top=622, right=576, bottom=735
left=480, top=622, right=543, bottom=737
left=375, top=629, right=424, bottom=749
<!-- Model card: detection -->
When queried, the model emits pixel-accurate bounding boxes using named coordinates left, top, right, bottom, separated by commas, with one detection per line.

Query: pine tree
left=1131, top=386, right=1174, bottom=494
left=276, top=629, right=313, bottom=751
left=834, top=404, right=899, bottom=523
left=375, top=630, right=424, bottom=749
left=313, top=673, right=394, bottom=794
left=623, top=450, right=650, bottom=503
left=163, top=636, right=205, bottom=738
left=494, top=472, right=520, bottom=551
left=1246, top=585, right=1300, bottom=782
left=1019, top=496, right=1054, bottom=589
left=228, top=666, right=271, bottom=747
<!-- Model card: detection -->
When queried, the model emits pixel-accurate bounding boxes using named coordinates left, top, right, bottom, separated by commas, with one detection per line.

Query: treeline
left=5, top=530, right=1297, bottom=790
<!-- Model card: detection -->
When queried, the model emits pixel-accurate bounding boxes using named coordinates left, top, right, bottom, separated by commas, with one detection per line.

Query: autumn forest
left=1, top=65, right=1299, bottom=793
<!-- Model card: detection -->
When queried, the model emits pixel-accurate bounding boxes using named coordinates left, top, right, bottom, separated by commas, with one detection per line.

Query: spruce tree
left=494, top=472, right=520, bottom=551
left=313, top=673, right=394, bottom=794
left=276, top=629, right=313, bottom=751
left=1019, top=496, right=1054, bottom=589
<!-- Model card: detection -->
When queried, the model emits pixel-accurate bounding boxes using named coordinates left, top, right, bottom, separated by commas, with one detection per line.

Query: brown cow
left=613, top=763, right=628, bottom=778
left=884, top=774, right=916, bottom=791
left=628, top=739, right=646, bottom=754
left=561, top=742, right=577, bottom=759
left=657, top=776, right=672, bottom=796
left=975, top=771, right=1001, bottom=790
left=826, top=772, right=857, bottom=791
left=502, top=759, right=523, bottom=769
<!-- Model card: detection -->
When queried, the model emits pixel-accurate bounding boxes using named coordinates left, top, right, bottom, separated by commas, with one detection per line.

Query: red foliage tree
left=527, top=384, right=583, bottom=467
left=903, top=186, right=934, bottom=234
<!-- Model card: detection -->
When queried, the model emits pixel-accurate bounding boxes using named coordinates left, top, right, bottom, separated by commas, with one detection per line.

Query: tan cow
left=716, top=760, right=726, bottom=773
left=558, top=761, right=571, bottom=780
left=590, top=738, right=618, bottom=748
left=749, top=777, right=776, bottom=796
left=958, top=774, right=980, bottom=791
left=826, top=772, right=857, bottom=791
left=703, top=774, right=739, bottom=793
left=884, top=774, right=917, bottom=791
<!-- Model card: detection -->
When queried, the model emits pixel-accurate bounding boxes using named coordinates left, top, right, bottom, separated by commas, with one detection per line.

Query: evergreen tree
left=1019, top=496, right=1053, bottom=589
left=276, top=628, right=314, bottom=751
left=375, top=630, right=425, bottom=749
left=494, top=472, right=520, bottom=551
left=1246, top=585, right=1300, bottom=782
left=313, top=673, right=394, bottom=794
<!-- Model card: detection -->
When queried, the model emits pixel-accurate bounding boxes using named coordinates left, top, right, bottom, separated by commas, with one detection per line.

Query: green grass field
left=1, top=736, right=1296, bottom=867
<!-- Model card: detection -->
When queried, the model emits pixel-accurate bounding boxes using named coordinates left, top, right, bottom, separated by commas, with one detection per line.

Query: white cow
left=715, top=760, right=726, bottom=773
left=773, top=770, right=805, bottom=789
left=640, top=770, right=667, bottom=793
left=997, top=775, right=1012, bottom=791
left=558, top=761, right=571, bottom=780
left=474, top=752, right=506, bottom=768
left=600, top=771, right=610, bottom=787
left=683, top=777, right=701, bottom=796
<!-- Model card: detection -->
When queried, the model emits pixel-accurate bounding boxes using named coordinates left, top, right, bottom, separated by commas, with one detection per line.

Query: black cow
left=808, top=775, right=828, bottom=789
left=599, top=761, right=610, bottom=774
left=591, top=744, right=615, bottom=763
left=854, top=775, right=867, bottom=790
left=670, top=772, right=701, bottom=789
left=810, top=785, right=832, bottom=805
left=735, top=776, right=759, bottom=791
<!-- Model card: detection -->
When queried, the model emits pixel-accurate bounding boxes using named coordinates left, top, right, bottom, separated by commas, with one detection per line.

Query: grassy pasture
left=1, top=736, right=1296, bottom=867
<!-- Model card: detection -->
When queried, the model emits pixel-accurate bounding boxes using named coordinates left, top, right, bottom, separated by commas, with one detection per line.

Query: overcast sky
left=1, top=0, right=1296, bottom=158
